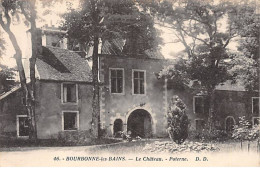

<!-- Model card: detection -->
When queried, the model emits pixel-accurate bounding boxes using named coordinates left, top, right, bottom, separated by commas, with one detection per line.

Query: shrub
left=232, top=116, right=260, bottom=142
left=167, top=95, right=189, bottom=144
left=58, top=130, right=93, bottom=145
left=188, top=129, right=228, bottom=142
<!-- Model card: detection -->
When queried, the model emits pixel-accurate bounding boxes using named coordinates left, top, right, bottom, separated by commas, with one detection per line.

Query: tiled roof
left=36, top=46, right=92, bottom=82
left=215, top=80, right=246, bottom=91
left=101, top=39, right=164, bottom=59
left=0, top=85, right=21, bottom=101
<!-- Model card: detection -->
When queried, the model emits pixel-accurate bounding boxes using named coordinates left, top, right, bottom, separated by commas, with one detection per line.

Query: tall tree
left=143, top=0, right=243, bottom=129
left=0, top=0, right=38, bottom=140
left=63, top=0, right=159, bottom=137
left=0, top=29, right=5, bottom=56
left=229, top=1, right=259, bottom=91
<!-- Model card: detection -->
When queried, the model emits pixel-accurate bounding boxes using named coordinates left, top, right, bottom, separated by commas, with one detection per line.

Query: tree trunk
left=207, top=88, right=216, bottom=131
left=1, top=25, right=31, bottom=138
left=28, top=0, right=38, bottom=140
left=91, top=33, right=100, bottom=138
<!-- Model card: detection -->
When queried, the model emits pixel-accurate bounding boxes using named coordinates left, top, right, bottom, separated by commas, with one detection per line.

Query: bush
left=189, top=129, right=228, bottom=142
left=58, top=130, right=94, bottom=145
left=232, top=116, right=260, bottom=142
left=167, top=95, right=189, bottom=144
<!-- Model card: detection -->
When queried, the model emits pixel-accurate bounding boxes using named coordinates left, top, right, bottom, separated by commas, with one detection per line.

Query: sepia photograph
left=0, top=0, right=259, bottom=167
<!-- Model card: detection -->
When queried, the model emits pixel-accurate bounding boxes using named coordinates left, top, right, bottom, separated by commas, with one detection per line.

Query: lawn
left=0, top=138, right=259, bottom=166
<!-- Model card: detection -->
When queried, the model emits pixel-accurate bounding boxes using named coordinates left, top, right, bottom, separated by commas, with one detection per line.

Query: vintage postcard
left=0, top=0, right=259, bottom=167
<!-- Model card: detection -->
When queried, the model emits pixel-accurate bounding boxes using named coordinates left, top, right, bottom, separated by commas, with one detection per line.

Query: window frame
left=61, top=83, right=78, bottom=104
left=16, top=115, right=29, bottom=138
left=61, top=111, right=79, bottom=131
left=109, top=68, right=125, bottom=95
left=252, top=117, right=260, bottom=126
left=252, top=97, right=260, bottom=115
left=132, top=69, right=146, bottom=95
left=195, top=118, right=205, bottom=131
left=193, top=96, right=205, bottom=114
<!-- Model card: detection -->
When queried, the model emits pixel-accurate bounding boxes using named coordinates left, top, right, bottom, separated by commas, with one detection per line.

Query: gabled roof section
left=101, top=39, right=164, bottom=59
left=0, top=85, right=21, bottom=101
left=216, top=80, right=246, bottom=91
left=36, top=46, right=92, bottom=82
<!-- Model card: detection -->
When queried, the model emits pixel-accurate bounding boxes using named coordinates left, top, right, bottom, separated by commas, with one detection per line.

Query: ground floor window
left=113, top=119, right=123, bottom=138
left=252, top=117, right=260, bottom=125
left=62, top=111, right=79, bottom=131
left=195, top=119, right=205, bottom=131
left=252, top=97, right=260, bottom=115
left=16, top=115, right=29, bottom=137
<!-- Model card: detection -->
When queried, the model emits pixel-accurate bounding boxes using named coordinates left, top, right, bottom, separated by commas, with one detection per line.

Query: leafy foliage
left=62, top=0, right=160, bottom=55
left=148, top=0, right=240, bottom=92
left=143, top=141, right=219, bottom=153
left=167, top=95, right=189, bottom=144
left=0, top=30, right=5, bottom=56
left=232, top=116, right=259, bottom=141
left=158, top=58, right=190, bottom=90
left=229, top=1, right=259, bottom=91
left=0, top=64, right=16, bottom=93
left=189, top=129, right=228, bottom=142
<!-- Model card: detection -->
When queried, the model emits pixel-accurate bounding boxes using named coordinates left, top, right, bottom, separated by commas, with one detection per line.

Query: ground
left=0, top=139, right=259, bottom=166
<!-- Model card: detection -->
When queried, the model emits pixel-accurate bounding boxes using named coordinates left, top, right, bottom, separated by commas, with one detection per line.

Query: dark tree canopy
left=62, top=0, right=160, bottom=55
left=229, top=1, right=259, bottom=91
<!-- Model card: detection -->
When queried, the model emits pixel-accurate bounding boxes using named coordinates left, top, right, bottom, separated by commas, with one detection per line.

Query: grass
left=0, top=137, right=122, bottom=148
left=87, top=139, right=260, bottom=154
left=1, top=135, right=259, bottom=154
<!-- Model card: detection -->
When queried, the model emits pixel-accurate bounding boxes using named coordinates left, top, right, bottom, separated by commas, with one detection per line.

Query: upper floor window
left=193, top=96, right=205, bottom=114
left=110, top=68, right=124, bottom=94
left=133, top=70, right=146, bottom=95
left=252, top=97, right=259, bottom=115
left=62, top=83, right=77, bottom=103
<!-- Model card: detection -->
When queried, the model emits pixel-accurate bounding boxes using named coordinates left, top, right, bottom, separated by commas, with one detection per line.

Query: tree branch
left=19, top=2, right=31, bottom=21
left=3, top=8, right=11, bottom=28
left=178, top=22, right=209, bottom=47
left=0, top=14, right=8, bottom=32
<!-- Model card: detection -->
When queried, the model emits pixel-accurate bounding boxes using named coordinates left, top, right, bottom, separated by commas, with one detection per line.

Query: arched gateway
left=127, top=109, right=152, bottom=138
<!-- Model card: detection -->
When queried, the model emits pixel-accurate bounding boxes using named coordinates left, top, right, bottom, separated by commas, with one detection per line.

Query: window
left=252, top=117, right=260, bottom=125
left=110, top=69, right=124, bottom=94
left=62, top=111, right=79, bottom=131
left=133, top=70, right=145, bottom=94
left=114, top=119, right=123, bottom=138
left=252, top=97, right=259, bottom=115
left=193, top=96, right=205, bottom=114
left=62, top=83, right=77, bottom=103
left=195, top=119, right=205, bottom=131
left=16, top=115, right=29, bottom=137
left=225, top=116, right=235, bottom=133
